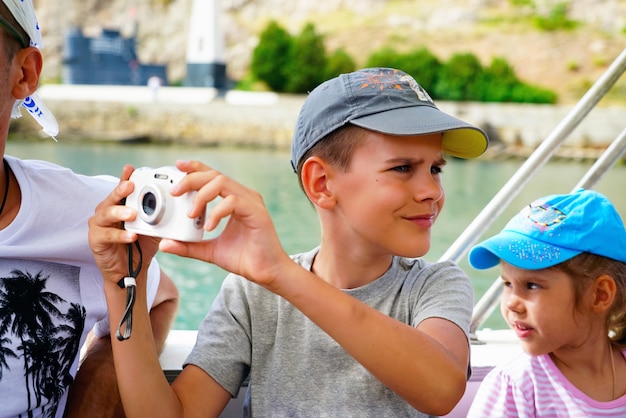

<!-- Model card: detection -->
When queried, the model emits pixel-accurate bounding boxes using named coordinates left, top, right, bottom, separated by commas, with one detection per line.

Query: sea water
left=7, top=139, right=626, bottom=330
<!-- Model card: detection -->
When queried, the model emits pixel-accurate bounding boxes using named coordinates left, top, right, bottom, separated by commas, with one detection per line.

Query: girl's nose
left=501, top=290, right=524, bottom=314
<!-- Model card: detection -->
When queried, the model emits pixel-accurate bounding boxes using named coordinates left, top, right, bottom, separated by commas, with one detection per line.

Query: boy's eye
left=391, top=165, right=411, bottom=173
left=526, top=282, right=539, bottom=290
left=431, top=166, right=443, bottom=175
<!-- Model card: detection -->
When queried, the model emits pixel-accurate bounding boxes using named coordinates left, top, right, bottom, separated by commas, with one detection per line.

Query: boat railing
left=435, top=47, right=626, bottom=337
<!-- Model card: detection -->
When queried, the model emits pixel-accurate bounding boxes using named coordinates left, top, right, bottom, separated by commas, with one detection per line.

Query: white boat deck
left=159, top=328, right=521, bottom=372
left=159, top=328, right=521, bottom=417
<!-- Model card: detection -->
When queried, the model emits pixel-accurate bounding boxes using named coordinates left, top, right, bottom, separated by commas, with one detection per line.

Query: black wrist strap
left=116, top=241, right=142, bottom=341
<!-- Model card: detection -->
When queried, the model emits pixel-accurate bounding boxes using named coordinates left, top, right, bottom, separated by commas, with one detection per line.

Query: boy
left=89, top=68, right=489, bottom=417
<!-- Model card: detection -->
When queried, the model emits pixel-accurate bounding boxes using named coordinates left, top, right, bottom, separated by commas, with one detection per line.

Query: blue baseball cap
left=290, top=67, right=489, bottom=172
left=469, top=189, right=626, bottom=270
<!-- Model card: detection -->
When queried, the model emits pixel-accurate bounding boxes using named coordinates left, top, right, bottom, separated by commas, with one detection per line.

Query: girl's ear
left=11, top=46, right=42, bottom=100
left=300, top=156, right=336, bottom=209
left=590, top=274, right=616, bottom=313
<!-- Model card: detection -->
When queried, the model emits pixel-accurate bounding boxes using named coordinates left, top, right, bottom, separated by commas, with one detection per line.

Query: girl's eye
left=501, top=280, right=512, bottom=288
left=526, top=282, right=539, bottom=290
left=431, top=166, right=443, bottom=175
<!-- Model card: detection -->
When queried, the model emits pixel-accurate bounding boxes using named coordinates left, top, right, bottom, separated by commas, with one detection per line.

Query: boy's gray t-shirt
left=185, top=247, right=473, bottom=417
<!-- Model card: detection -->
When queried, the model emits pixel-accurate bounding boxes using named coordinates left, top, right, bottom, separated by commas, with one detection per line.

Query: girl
left=467, top=188, right=626, bottom=417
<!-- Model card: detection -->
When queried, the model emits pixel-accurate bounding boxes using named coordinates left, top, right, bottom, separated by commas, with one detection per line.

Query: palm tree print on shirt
left=0, top=260, right=85, bottom=418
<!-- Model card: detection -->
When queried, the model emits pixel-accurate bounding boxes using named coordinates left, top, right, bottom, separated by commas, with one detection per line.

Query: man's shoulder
left=11, top=156, right=73, bottom=173
left=9, top=156, right=118, bottom=191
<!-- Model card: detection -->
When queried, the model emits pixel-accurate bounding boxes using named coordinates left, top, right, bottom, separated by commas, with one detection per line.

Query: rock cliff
left=33, top=0, right=626, bottom=104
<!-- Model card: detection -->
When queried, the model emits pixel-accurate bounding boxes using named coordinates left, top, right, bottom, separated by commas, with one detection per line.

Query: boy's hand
left=88, top=165, right=161, bottom=286
left=159, top=160, right=291, bottom=289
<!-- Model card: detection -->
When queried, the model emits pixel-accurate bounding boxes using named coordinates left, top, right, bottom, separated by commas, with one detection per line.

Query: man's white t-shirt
left=0, top=156, right=160, bottom=418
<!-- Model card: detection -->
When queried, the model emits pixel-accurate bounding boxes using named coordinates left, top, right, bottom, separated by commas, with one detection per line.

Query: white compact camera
left=124, top=166, right=205, bottom=242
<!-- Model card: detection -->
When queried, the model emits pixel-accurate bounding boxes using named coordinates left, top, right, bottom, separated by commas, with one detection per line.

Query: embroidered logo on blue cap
left=525, top=204, right=566, bottom=230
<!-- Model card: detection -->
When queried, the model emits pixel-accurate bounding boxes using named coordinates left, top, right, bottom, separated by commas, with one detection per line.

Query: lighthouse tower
left=185, top=0, right=227, bottom=88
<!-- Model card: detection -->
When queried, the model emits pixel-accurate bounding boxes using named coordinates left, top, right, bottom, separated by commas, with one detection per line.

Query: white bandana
left=3, top=0, right=58, bottom=138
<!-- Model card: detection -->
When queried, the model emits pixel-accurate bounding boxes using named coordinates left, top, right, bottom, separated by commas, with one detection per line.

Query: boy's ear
left=590, top=274, right=616, bottom=313
left=11, top=46, right=42, bottom=100
left=300, top=157, right=336, bottom=209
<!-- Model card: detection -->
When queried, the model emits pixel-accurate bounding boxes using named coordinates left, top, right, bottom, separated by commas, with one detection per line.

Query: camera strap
left=115, top=241, right=142, bottom=341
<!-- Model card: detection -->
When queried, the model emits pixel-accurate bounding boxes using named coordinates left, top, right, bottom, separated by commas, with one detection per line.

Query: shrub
left=533, top=2, right=579, bottom=31
left=477, top=57, right=519, bottom=102
left=434, top=52, right=485, bottom=101
left=365, top=47, right=442, bottom=97
left=324, top=48, right=357, bottom=81
left=365, top=46, right=404, bottom=69
left=284, top=23, right=327, bottom=93
left=392, top=48, right=442, bottom=97
left=250, top=20, right=293, bottom=92
left=510, top=83, right=557, bottom=103
left=250, top=22, right=557, bottom=103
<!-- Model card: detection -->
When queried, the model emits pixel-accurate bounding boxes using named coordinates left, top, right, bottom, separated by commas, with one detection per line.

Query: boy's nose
left=415, top=176, right=443, bottom=203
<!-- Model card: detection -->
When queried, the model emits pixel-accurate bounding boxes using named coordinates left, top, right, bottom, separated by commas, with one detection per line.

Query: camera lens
left=138, top=184, right=165, bottom=225
left=142, top=192, right=157, bottom=215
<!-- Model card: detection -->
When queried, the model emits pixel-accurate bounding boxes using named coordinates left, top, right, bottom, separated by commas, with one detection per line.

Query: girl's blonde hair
left=550, top=253, right=626, bottom=346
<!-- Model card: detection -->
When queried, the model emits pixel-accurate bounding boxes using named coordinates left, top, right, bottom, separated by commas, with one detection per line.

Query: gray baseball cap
left=290, top=67, right=489, bottom=172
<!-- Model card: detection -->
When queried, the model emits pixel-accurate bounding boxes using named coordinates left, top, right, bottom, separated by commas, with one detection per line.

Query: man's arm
left=63, top=269, right=179, bottom=418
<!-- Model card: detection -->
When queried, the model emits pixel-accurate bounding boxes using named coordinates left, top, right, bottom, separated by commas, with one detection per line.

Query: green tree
left=324, top=48, right=356, bottom=81
left=392, top=48, right=442, bottom=98
left=478, top=57, right=519, bottom=102
left=365, top=47, right=441, bottom=97
left=365, top=46, right=403, bottom=69
left=434, top=52, right=485, bottom=101
left=285, top=22, right=327, bottom=93
left=250, top=20, right=293, bottom=92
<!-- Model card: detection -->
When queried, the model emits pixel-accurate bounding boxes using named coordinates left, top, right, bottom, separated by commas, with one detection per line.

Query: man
left=0, top=1, right=179, bottom=417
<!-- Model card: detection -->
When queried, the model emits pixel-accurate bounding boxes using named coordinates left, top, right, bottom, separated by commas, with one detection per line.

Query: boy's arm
left=88, top=164, right=232, bottom=418
left=63, top=269, right=179, bottom=418
left=97, top=262, right=231, bottom=417
left=260, top=262, right=470, bottom=417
